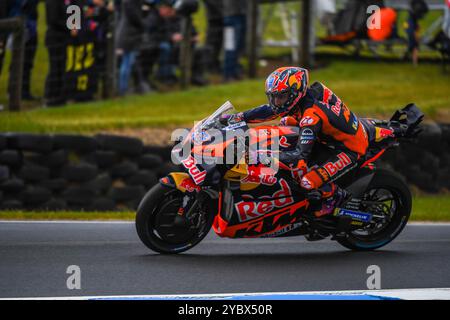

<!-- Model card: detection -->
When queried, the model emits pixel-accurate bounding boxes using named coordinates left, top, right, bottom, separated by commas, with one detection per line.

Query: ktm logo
left=324, top=152, right=352, bottom=177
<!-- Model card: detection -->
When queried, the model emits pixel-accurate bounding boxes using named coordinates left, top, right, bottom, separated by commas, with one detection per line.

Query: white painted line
left=3, top=288, right=450, bottom=300
left=409, top=222, right=450, bottom=226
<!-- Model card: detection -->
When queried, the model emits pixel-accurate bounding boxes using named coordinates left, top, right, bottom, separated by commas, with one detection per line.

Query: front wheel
left=135, top=184, right=215, bottom=254
left=337, top=169, right=412, bottom=251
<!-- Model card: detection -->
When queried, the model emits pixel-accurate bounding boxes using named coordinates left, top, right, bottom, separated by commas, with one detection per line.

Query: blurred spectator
left=128, top=0, right=171, bottom=92
left=223, top=0, right=247, bottom=82
left=404, top=0, right=429, bottom=66
left=203, top=0, right=223, bottom=73
left=316, top=0, right=336, bottom=36
left=131, top=0, right=160, bottom=93
left=44, top=0, right=79, bottom=107
left=0, top=1, right=15, bottom=75
left=155, top=0, right=180, bottom=85
left=85, top=0, right=114, bottom=96
left=9, top=0, right=40, bottom=101
left=116, top=0, right=144, bottom=95
left=444, top=0, right=450, bottom=38
left=427, top=0, right=450, bottom=67
left=131, top=0, right=208, bottom=89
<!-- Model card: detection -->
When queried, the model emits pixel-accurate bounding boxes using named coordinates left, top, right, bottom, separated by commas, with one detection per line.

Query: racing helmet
left=265, top=67, right=309, bottom=116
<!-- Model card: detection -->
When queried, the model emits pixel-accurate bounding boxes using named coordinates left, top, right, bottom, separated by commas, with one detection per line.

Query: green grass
left=0, top=210, right=136, bottom=221
left=0, top=59, right=448, bottom=133
left=0, top=196, right=448, bottom=221
left=410, top=196, right=450, bottom=221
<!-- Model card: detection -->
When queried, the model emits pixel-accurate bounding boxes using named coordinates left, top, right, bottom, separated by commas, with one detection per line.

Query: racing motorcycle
left=136, top=102, right=423, bottom=254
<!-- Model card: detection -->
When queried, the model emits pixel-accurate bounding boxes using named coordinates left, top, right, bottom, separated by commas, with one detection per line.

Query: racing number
left=77, top=75, right=89, bottom=91
left=66, top=42, right=95, bottom=92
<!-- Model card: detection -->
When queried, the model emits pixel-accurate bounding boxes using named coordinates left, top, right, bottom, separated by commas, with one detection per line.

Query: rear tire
left=135, top=184, right=215, bottom=254
left=337, top=169, right=412, bottom=251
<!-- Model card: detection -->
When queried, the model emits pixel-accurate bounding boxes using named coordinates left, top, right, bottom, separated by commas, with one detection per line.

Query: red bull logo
left=179, top=178, right=201, bottom=192
left=181, top=156, right=207, bottom=185
left=241, top=165, right=277, bottom=186
left=375, top=127, right=395, bottom=142
left=324, top=152, right=352, bottom=177
left=288, top=69, right=305, bottom=90
left=235, top=179, right=294, bottom=222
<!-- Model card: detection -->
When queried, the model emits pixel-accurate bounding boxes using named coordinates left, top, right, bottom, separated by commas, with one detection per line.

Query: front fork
left=160, top=172, right=220, bottom=227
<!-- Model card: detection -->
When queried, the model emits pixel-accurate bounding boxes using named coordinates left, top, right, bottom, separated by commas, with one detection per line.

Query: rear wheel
left=135, top=184, right=215, bottom=254
left=337, top=169, right=412, bottom=251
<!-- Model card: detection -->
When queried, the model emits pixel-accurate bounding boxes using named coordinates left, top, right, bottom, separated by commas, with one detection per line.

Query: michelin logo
left=336, top=209, right=372, bottom=223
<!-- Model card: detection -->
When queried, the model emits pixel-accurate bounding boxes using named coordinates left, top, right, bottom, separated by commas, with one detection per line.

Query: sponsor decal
left=233, top=200, right=308, bottom=238
left=160, top=177, right=170, bottom=184
left=323, top=152, right=352, bottom=177
left=279, top=136, right=290, bottom=148
left=224, top=121, right=247, bottom=131
left=330, top=100, right=342, bottom=116
left=288, top=70, right=305, bottom=89
left=260, top=222, right=303, bottom=238
left=302, top=128, right=314, bottom=136
left=181, top=155, right=207, bottom=185
left=300, top=116, right=315, bottom=127
left=375, top=127, right=394, bottom=142
left=317, top=167, right=330, bottom=182
left=300, top=176, right=313, bottom=189
left=229, top=112, right=244, bottom=123
left=179, top=178, right=201, bottom=192
left=192, top=130, right=211, bottom=144
left=352, top=118, right=359, bottom=131
left=335, top=208, right=372, bottom=223
left=235, top=178, right=294, bottom=222
left=241, top=165, right=277, bottom=186
left=300, top=128, right=315, bottom=143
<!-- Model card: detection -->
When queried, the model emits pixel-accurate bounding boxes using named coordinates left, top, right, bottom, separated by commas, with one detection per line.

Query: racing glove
left=219, top=112, right=245, bottom=125
left=290, top=159, right=308, bottom=183
left=280, top=116, right=299, bottom=126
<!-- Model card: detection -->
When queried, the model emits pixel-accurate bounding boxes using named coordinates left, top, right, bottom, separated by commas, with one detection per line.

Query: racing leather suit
left=242, top=82, right=370, bottom=191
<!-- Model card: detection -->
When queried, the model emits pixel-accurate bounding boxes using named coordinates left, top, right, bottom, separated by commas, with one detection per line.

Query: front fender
left=160, top=172, right=200, bottom=193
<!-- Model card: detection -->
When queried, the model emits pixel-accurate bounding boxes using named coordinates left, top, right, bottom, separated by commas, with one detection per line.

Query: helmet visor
left=267, top=91, right=290, bottom=111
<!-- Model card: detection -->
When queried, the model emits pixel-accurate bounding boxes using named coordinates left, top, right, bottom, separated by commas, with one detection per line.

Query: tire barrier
left=0, top=133, right=175, bottom=211
left=0, top=124, right=448, bottom=211
left=379, top=123, right=449, bottom=193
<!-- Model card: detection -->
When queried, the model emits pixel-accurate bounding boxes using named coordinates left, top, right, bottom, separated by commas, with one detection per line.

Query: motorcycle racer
left=224, top=66, right=373, bottom=217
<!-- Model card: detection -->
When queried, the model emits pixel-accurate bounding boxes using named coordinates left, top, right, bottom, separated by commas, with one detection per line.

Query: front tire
left=337, top=169, right=412, bottom=251
left=135, top=184, right=215, bottom=254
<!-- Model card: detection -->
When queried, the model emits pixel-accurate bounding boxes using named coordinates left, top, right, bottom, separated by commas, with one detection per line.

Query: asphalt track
left=0, top=221, right=450, bottom=298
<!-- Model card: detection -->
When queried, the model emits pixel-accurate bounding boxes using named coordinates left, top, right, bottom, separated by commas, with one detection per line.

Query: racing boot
left=314, top=184, right=349, bottom=218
